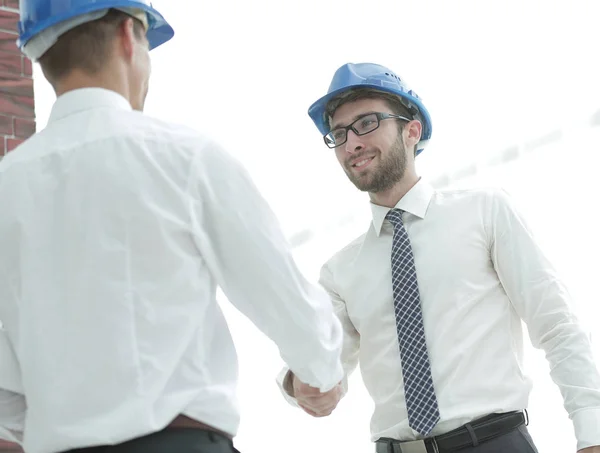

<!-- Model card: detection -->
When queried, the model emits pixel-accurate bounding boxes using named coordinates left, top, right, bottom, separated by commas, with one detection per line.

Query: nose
left=344, top=129, right=364, bottom=154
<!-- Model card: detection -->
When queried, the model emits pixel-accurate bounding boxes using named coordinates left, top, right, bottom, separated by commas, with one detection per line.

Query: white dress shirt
left=0, top=88, right=344, bottom=453
left=278, top=179, right=600, bottom=451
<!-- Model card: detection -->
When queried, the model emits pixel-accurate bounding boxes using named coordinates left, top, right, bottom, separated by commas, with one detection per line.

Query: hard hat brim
left=17, top=0, right=174, bottom=53
left=147, top=22, right=174, bottom=50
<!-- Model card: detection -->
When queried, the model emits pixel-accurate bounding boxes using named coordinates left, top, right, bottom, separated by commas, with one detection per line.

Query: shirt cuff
left=572, top=407, right=600, bottom=450
left=0, top=330, right=23, bottom=394
left=0, top=427, right=22, bottom=445
left=0, top=389, right=25, bottom=444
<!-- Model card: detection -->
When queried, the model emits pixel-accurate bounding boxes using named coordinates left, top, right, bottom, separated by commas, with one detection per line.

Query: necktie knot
left=386, top=208, right=404, bottom=228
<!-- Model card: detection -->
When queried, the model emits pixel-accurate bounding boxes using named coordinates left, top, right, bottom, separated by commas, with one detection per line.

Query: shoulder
left=432, top=185, right=508, bottom=204
left=119, top=112, right=241, bottom=167
left=127, top=112, right=215, bottom=150
left=321, top=230, right=369, bottom=278
left=429, top=185, right=515, bottom=217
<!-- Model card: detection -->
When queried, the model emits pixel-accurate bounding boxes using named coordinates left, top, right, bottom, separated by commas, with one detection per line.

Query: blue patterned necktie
left=386, top=208, right=440, bottom=436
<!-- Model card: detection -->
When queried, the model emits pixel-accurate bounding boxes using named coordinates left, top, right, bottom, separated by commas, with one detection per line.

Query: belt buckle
left=398, top=439, right=428, bottom=453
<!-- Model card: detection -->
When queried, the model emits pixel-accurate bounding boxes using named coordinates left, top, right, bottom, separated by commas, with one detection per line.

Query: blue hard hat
left=308, top=63, right=432, bottom=155
left=17, top=0, right=173, bottom=52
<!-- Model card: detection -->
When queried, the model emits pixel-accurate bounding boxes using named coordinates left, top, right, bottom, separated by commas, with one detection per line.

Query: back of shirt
left=0, top=89, right=343, bottom=453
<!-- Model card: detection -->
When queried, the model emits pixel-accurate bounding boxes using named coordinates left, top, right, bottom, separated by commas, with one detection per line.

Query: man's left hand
left=578, top=447, right=600, bottom=453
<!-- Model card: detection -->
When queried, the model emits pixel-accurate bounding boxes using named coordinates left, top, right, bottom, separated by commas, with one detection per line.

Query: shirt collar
left=48, top=88, right=133, bottom=124
left=370, top=178, right=435, bottom=236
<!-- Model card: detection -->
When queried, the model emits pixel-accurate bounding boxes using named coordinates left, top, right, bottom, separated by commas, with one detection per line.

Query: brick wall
left=0, top=0, right=35, bottom=162
left=0, top=3, right=32, bottom=452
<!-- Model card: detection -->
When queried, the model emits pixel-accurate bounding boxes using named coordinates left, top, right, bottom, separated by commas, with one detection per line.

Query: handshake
left=285, top=372, right=344, bottom=417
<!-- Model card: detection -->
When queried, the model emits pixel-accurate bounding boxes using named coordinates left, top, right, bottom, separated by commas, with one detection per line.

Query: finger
left=296, top=384, right=342, bottom=399
left=294, top=385, right=322, bottom=396
left=299, top=403, right=331, bottom=418
left=299, top=404, right=320, bottom=417
left=297, top=398, right=338, bottom=414
left=299, top=395, right=339, bottom=408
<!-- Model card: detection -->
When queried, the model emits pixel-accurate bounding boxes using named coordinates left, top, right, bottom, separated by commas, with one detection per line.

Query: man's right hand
left=291, top=373, right=343, bottom=417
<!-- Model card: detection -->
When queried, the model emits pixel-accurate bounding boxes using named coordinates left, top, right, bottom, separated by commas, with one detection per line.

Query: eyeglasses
left=323, top=112, right=411, bottom=149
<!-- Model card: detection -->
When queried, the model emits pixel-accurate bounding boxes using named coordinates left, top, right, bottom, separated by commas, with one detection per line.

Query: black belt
left=376, top=411, right=526, bottom=453
left=63, top=428, right=234, bottom=453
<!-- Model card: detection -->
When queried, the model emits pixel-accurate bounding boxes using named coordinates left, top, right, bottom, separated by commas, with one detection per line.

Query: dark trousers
left=64, top=428, right=239, bottom=453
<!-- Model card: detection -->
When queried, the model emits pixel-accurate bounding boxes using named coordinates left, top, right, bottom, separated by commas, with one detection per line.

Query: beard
left=343, top=134, right=407, bottom=193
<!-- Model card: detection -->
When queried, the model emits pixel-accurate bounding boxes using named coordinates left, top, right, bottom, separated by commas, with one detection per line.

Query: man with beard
left=0, top=1, right=345, bottom=452
left=277, top=63, right=600, bottom=453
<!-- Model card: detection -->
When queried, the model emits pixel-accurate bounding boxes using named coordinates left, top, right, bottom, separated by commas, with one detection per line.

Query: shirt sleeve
left=488, top=189, right=600, bottom=450
left=276, top=261, right=361, bottom=403
left=0, top=329, right=25, bottom=444
left=0, top=390, right=25, bottom=444
left=187, top=140, right=344, bottom=392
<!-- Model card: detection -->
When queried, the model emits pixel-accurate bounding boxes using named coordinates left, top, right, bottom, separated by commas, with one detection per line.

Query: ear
left=404, top=120, right=422, bottom=149
left=117, top=17, right=138, bottom=61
